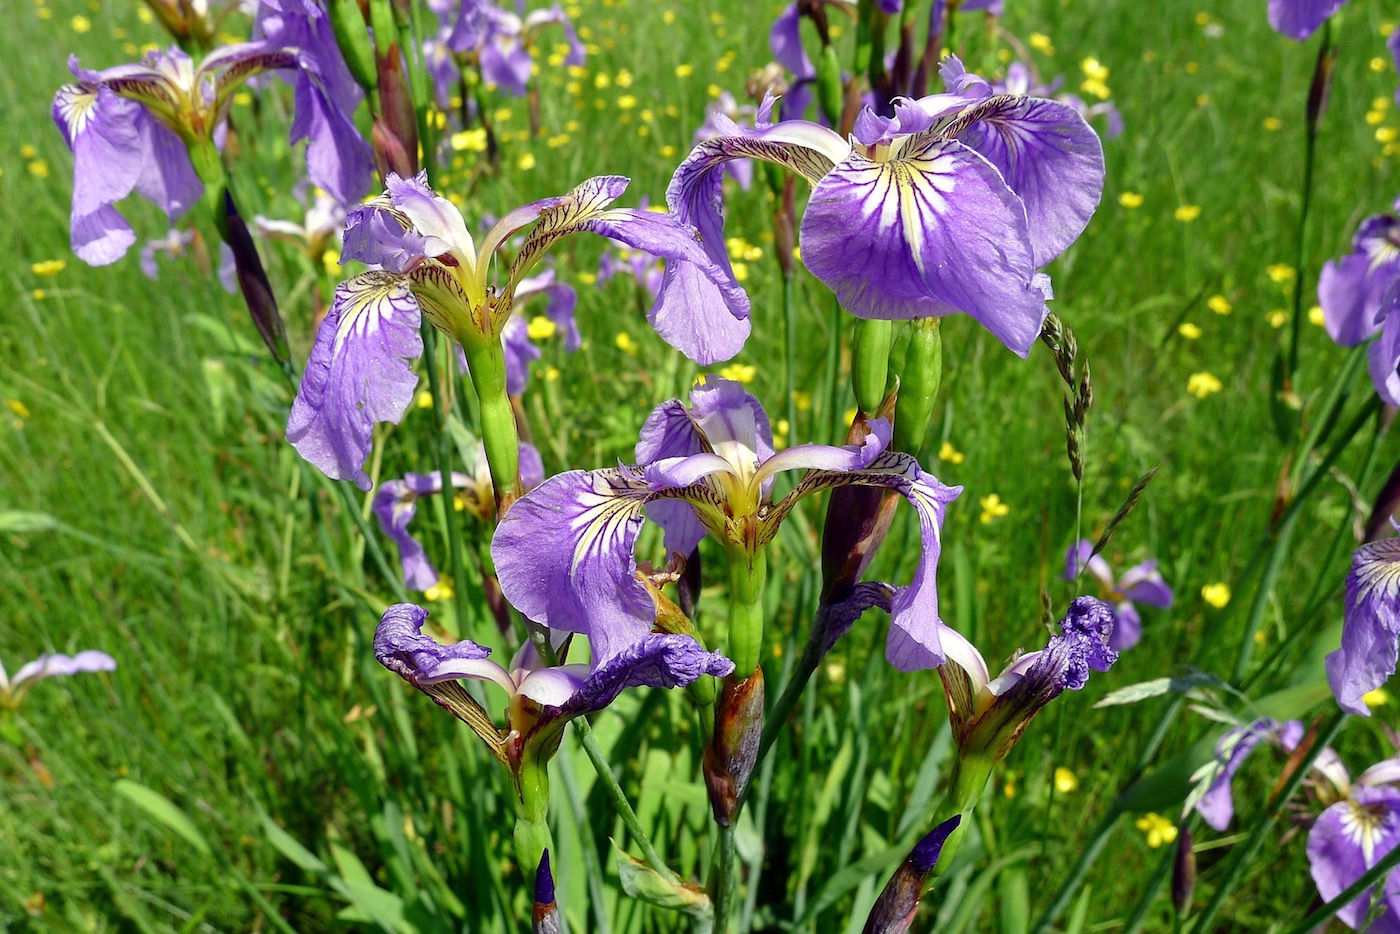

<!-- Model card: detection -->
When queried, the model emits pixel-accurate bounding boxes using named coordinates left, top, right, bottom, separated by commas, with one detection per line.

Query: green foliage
left=3, top=0, right=1399, bottom=930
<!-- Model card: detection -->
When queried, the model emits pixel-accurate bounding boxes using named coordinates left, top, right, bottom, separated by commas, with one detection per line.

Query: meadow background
left=1, top=0, right=1398, bottom=930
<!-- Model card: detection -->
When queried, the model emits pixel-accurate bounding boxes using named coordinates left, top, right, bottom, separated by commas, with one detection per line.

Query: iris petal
left=492, top=468, right=656, bottom=664
left=287, top=273, right=423, bottom=490
left=800, top=138, right=1048, bottom=356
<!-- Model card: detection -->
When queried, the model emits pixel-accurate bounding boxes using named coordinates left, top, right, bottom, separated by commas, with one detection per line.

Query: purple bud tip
left=908, top=814, right=961, bottom=874
left=535, top=849, right=556, bottom=905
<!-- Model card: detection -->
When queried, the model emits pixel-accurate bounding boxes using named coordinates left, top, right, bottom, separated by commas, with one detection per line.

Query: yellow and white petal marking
left=1352, top=538, right=1400, bottom=606
left=332, top=272, right=416, bottom=356
left=1340, top=797, right=1392, bottom=863
left=55, top=85, right=102, bottom=137
left=569, top=469, right=651, bottom=576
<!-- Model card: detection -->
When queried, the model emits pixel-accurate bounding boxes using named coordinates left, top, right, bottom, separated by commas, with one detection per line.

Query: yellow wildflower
left=5, top=399, right=30, bottom=419
left=1267, top=309, right=1288, bottom=328
left=1029, top=33, right=1053, bottom=54
left=1136, top=813, right=1178, bottom=848
left=1207, top=295, right=1232, bottom=315
left=1363, top=688, right=1392, bottom=708
left=415, top=391, right=434, bottom=409
left=1186, top=372, right=1222, bottom=398
left=1263, top=116, right=1282, bottom=131
left=527, top=316, right=557, bottom=340
left=517, top=152, right=537, bottom=170
left=792, top=391, right=812, bottom=412
left=1308, top=305, right=1325, bottom=326
left=1054, top=767, right=1079, bottom=794
left=1201, top=582, right=1231, bottom=608
left=980, top=494, right=1009, bottom=524
left=1266, top=264, right=1295, bottom=282
left=675, top=63, right=693, bottom=78
left=71, top=14, right=90, bottom=31
left=31, top=260, right=65, bottom=277
left=1178, top=322, right=1202, bottom=340
left=450, top=129, right=488, bottom=152
left=19, top=144, right=37, bottom=159
left=544, top=366, right=560, bottom=382
left=718, top=363, right=756, bottom=384
left=938, top=441, right=965, bottom=464
left=1175, top=205, right=1202, bottom=222
left=424, top=579, right=455, bottom=601
left=27, top=160, right=49, bottom=178
left=1119, top=191, right=1144, bottom=209
left=615, top=332, right=637, bottom=354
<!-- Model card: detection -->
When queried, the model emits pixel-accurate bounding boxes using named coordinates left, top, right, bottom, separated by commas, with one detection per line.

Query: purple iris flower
left=52, top=41, right=371, bottom=266
left=1190, top=718, right=1303, bottom=831
left=1368, top=282, right=1400, bottom=405
left=1, top=650, right=116, bottom=708
left=661, top=56, right=1104, bottom=358
left=1320, top=199, right=1400, bottom=348
left=373, top=444, right=544, bottom=590
left=287, top=171, right=745, bottom=489
left=1392, top=31, right=1400, bottom=105
left=997, top=62, right=1123, bottom=139
left=694, top=94, right=755, bottom=189
left=491, top=377, right=961, bottom=668
left=434, top=0, right=585, bottom=97
left=936, top=596, right=1118, bottom=760
left=374, top=603, right=732, bottom=758
left=1326, top=536, right=1400, bottom=716
left=768, top=2, right=824, bottom=123
left=1065, top=541, right=1173, bottom=651
left=598, top=244, right=663, bottom=300
left=138, top=228, right=238, bottom=294
left=1268, top=0, right=1349, bottom=41
left=1307, top=756, right=1400, bottom=932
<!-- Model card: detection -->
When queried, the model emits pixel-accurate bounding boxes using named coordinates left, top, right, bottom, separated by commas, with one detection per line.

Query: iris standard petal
left=951, top=95, right=1105, bottom=267
left=1307, top=785, right=1400, bottom=931
left=1268, top=0, right=1349, bottom=41
left=385, top=170, right=477, bottom=261
left=1195, top=718, right=1283, bottom=831
left=287, top=273, right=423, bottom=490
left=799, top=137, right=1049, bottom=356
left=1108, top=600, right=1142, bottom=652
left=575, top=205, right=752, bottom=365
left=492, top=468, right=656, bottom=664
left=1119, top=561, right=1174, bottom=608
left=1326, top=538, right=1400, bottom=716
left=288, top=66, right=373, bottom=207
left=1064, top=540, right=1115, bottom=588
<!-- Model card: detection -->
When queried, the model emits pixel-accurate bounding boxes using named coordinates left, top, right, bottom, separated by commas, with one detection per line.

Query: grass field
left=2, top=0, right=1399, bottom=930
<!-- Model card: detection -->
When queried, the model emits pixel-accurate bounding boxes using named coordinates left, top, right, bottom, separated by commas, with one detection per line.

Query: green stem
left=513, top=750, right=553, bottom=881
left=1285, top=20, right=1331, bottom=385
left=724, top=546, right=768, bottom=677
left=930, top=752, right=995, bottom=876
left=714, top=823, right=738, bottom=934
left=421, top=328, right=471, bottom=635
left=460, top=335, right=522, bottom=512
left=1192, top=711, right=1346, bottom=933
left=571, top=717, right=679, bottom=883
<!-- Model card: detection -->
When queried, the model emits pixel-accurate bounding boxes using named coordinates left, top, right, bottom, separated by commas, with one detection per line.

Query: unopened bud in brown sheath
left=533, top=850, right=562, bottom=934
left=1171, top=825, right=1196, bottom=917
left=820, top=393, right=899, bottom=603
left=862, top=815, right=961, bottom=934
left=372, top=43, right=419, bottom=179
left=221, top=190, right=287, bottom=364
left=704, top=667, right=764, bottom=826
